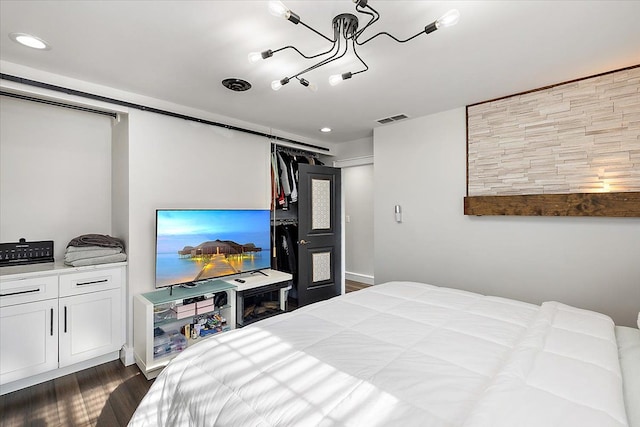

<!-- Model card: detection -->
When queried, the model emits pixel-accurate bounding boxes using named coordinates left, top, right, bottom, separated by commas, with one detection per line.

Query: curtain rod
left=272, top=143, right=318, bottom=158
left=1, top=90, right=118, bottom=118
left=0, top=73, right=331, bottom=153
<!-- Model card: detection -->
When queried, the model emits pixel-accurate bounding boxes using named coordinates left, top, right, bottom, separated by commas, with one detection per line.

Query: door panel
left=0, top=300, right=58, bottom=385
left=297, top=164, right=341, bottom=306
left=59, top=288, right=122, bottom=368
left=310, top=178, right=332, bottom=231
left=311, top=250, right=333, bottom=284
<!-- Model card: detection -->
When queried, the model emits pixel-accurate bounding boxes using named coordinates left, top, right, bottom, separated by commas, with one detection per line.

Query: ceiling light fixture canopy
left=250, top=0, right=459, bottom=91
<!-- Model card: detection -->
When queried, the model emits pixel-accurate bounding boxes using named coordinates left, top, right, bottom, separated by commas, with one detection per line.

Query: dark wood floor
left=0, top=280, right=371, bottom=427
left=346, top=279, right=371, bottom=292
left=0, top=359, right=152, bottom=427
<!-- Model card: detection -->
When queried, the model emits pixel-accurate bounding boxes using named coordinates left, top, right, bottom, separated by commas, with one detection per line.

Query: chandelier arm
left=351, top=39, right=369, bottom=75
left=276, top=13, right=340, bottom=71
left=290, top=36, right=348, bottom=80
left=355, top=28, right=426, bottom=46
left=353, top=5, right=379, bottom=39
left=298, top=20, right=336, bottom=43
left=273, top=43, right=337, bottom=60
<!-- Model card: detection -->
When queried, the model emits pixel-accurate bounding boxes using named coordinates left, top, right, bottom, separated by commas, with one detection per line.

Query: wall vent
left=377, top=114, right=409, bottom=125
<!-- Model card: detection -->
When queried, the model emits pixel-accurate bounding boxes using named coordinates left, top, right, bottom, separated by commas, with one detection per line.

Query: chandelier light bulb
left=268, top=1, right=290, bottom=19
left=329, top=74, right=343, bottom=86
left=248, top=52, right=262, bottom=63
left=271, top=77, right=290, bottom=91
left=299, top=78, right=318, bottom=92
left=436, top=9, right=460, bottom=28
left=329, top=72, right=353, bottom=86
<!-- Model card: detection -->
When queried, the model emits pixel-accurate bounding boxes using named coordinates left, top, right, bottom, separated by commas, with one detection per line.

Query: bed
left=129, top=281, right=638, bottom=426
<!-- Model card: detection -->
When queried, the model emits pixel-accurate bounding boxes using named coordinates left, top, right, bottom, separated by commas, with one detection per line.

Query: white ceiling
left=1, top=1, right=639, bottom=145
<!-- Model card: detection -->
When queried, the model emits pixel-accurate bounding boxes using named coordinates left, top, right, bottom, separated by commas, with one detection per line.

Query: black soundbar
left=0, top=238, right=54, bottom=267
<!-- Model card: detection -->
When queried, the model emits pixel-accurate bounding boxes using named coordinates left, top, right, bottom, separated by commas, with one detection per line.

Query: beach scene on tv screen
left=156, top=210, right=271, bottom=287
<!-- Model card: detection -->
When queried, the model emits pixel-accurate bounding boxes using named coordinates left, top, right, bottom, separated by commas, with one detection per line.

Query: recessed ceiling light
left=320, top=127, right=332, bottom=133
left=9, top=32, right=51, bottom=50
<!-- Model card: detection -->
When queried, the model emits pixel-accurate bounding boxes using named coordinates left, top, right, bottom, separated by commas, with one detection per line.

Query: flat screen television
left=155, top=209, right=271, bottom=288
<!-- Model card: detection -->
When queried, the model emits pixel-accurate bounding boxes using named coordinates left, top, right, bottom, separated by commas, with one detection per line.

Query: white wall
left=0, top=96, right=112, bottom=260
left=374, top=107, right=640, bottom=327
left=343, top=164, right=374, bottom=282
left=111, top=114, right=129, bottom=244
left=331, top=136, right=375, bottom=284
left=333, top=137, right=373, bottom=161
left=125, top=109, right=271, bottom=346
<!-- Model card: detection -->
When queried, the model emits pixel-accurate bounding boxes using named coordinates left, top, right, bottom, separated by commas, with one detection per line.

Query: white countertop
left=222, top=269, right=292, bottom=292
left=0, top=261, right=127, bottom=280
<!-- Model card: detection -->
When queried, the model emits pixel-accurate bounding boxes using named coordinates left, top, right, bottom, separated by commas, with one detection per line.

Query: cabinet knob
left=298, top=239, right=310, bottom=245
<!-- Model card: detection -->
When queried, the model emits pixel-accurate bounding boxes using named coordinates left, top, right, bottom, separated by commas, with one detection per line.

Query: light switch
left=346, top=215, right=351, bottom=223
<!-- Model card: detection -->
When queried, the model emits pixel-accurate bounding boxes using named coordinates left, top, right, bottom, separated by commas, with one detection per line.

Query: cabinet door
left=0, top=300, right=58, bottom=385
left=59, top=288, right=122, bottom=368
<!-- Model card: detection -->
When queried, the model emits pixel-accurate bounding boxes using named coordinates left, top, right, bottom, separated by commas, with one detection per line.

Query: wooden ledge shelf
left=464, top=192, right=640, bottom=217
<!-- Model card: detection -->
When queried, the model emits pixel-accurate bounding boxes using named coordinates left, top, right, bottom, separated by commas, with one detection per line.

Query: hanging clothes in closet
left=271, top=146, right=324, bottom=298
left=271, top=149, right=323, bottom=211
left=274, top=223, right=298, bottom=285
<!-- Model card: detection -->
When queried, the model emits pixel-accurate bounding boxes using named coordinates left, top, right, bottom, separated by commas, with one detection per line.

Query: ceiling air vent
left=222, top=78, right=252, bottom=92
left=377, top=114, right=409, bottom=125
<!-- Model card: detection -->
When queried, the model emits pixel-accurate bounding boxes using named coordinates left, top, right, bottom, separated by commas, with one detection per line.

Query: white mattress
left=616, top=326, right=640, bottom=427
left=129, top=281, right=629, bottom=426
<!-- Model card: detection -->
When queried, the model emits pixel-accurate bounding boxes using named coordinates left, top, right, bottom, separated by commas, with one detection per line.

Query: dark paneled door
left=296, top=164, right=342, bottom=307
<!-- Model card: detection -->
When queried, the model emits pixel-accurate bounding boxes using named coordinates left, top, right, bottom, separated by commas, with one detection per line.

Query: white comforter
left=129, top=281, right=628, bottom=427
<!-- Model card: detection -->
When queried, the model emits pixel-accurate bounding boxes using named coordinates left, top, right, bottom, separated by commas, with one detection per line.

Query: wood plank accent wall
left=465, top=65, right=640, bottom=217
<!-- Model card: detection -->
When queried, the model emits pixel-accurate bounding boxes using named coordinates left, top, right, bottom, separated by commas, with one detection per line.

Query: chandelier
left=249, top=0, right=460, bottom=91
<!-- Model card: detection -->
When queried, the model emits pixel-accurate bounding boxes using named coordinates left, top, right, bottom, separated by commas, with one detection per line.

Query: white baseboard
left=120, top=344, right=135, bottom=366
left=345, top=272, right=374, bottom=285
left=0, top=351, right=120, bottom=395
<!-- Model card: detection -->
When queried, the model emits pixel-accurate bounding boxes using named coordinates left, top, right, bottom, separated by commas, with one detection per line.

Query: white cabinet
left=59, top=288, right=122, bottom=368
left=223, top=269, right=292, bottom=327
left=0, top=274, right=59, bottom=385
left=0, top=262, right=126, bottom=394
left=134, top=280, right=236, bottom=379
left=58, top=267, right=123, bottom=368
left=0, top=300, right=58, bottom=385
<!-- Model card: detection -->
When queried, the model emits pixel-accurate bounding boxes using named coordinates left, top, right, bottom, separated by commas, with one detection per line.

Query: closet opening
left=271, top=144, right=342, bottom=307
